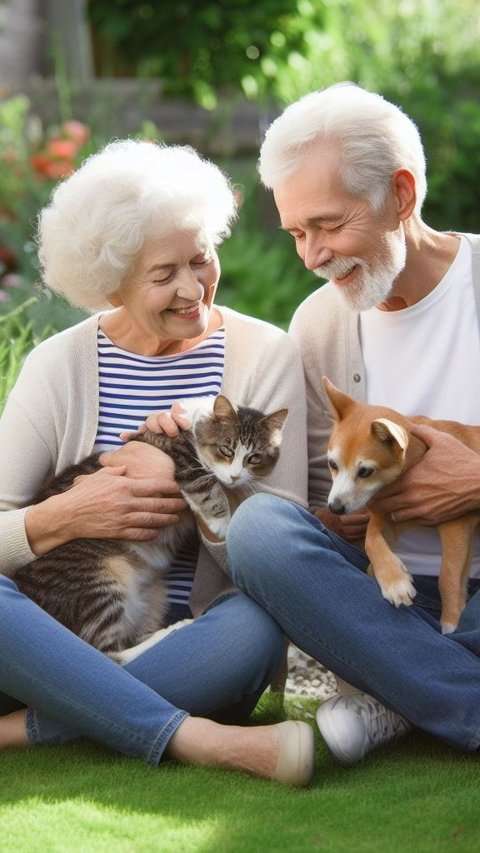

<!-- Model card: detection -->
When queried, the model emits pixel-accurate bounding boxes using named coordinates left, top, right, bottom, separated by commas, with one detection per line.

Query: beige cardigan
left=0, top=306, right=308, bottom=615
left=289, top=232, right=480, bottom=511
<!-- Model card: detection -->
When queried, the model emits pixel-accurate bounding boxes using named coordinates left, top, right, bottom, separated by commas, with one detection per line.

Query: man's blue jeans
left=0, top=576, right=284, bottom=765
left=227, top=494, right=480, bottom=752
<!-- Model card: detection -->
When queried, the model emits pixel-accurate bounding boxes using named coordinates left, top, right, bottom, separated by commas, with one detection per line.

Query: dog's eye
left=358, top=466, right=374, bottom=479
left=328, top=459, right=338, bottom=471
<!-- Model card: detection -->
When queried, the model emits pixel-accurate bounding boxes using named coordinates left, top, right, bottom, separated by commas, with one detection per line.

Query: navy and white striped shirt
left=94, top=327, right=226, bottom=605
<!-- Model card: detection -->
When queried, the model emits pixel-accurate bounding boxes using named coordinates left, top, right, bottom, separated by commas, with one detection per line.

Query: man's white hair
left=259, top=83, right=427, bottom=215
left=37, top=140, right=236, bottom=310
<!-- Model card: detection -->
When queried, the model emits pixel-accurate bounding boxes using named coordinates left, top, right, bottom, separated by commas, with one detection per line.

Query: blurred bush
left=1, top=0, right=480, bottom=335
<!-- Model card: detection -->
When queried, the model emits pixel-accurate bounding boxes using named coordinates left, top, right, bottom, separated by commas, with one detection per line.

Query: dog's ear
left=322, top=376, right=355, bottom=421
left=371, top=418, right=409, bottom=452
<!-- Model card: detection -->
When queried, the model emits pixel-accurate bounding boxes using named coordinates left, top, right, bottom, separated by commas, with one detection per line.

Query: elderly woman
left=0, top=141, right=313, bottom=784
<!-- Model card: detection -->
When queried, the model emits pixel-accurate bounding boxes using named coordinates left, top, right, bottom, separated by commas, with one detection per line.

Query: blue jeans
left=226, top=494, right=480, bottom=752
left=0, top=575, right=283, bottom=765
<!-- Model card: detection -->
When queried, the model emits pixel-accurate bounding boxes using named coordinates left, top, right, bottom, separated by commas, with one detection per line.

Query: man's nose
left=303, top=237, right=334, bottom=271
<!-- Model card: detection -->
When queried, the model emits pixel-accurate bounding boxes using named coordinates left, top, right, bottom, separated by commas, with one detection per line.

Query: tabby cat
left=14, top=395, right=288, bottom=663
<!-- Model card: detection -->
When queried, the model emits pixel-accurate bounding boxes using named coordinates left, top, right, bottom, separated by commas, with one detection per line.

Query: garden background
left=1, top=2, right=480, bottom=851
left=1, top=0, right=480, bottom=363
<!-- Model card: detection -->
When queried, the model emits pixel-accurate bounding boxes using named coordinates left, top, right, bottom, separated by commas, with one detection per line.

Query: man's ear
left=393, top=169, right=416, bottom=221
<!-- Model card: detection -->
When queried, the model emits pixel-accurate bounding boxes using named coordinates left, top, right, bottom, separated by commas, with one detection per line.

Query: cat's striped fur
left=13, top=395, right=288, bottom=663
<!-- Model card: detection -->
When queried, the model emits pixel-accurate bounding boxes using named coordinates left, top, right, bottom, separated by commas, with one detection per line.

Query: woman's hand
left=25, top=458, right=188, bottom=557
left=314, top=507, right=369, bottom=542
left=369, top=423, right=480, bottom=525
left=99, top=439, right=177, bottom=479
left=120, top=401, right=191, bottom=441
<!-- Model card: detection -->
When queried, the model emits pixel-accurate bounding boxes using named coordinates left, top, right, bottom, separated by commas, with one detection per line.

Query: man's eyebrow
left=280, top=214, right=341, bottom=231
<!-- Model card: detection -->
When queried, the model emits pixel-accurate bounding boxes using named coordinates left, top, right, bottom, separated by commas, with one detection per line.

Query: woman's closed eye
left=191, top=253, right=212, bottom=267
left=151, top=265, right=175, bottom=284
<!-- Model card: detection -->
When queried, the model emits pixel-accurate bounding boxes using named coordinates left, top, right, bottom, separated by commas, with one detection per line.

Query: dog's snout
left=328, top=499, right=346, bottom=515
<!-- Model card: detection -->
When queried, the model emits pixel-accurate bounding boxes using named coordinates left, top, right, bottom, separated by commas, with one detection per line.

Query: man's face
left=273, top=149, right=407, bottom=311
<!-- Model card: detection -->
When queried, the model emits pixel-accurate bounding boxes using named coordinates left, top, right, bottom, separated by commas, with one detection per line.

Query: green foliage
left=85, top=0, right=480, bottom=233
left=88, top=0, right=330, bottom=109
left=0, top=300, right=41, bottom=411
left=2, top=0, right=480, bottom=337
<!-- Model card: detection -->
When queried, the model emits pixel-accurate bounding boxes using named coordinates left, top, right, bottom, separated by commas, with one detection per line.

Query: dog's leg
left=365, top=514, right=416, bottom=607
left=437, top=515, right=480, bottom=633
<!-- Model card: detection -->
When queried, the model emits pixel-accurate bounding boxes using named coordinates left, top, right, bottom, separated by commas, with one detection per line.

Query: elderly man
left=227, top=83, right=480, bottom=764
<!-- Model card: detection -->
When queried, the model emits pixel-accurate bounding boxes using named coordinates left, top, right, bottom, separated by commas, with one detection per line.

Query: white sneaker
left=316, top=692, right=411, bottom=765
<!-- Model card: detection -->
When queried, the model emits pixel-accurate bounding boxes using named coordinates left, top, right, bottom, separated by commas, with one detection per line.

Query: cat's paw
left=205, top=516, right=230, bottom=540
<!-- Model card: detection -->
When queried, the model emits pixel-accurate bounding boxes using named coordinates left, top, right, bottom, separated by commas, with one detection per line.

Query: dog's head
left=322, top=377, right=409, bottom=515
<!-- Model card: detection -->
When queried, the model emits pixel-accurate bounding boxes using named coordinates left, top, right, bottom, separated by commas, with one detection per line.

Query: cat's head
left=195, top=394, right=288, bottom=488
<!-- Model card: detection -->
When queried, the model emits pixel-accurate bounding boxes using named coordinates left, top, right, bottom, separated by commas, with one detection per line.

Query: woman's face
left=110, top=229, right=220, bottom=347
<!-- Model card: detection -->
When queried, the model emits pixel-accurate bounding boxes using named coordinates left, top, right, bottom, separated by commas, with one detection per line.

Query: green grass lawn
left=1, top=697, right=479, bottom=853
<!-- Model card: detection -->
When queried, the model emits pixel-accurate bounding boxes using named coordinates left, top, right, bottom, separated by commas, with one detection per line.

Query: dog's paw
left=441, top=621, right=457, bottom=635
left=381, top=574, right=417, bottom=607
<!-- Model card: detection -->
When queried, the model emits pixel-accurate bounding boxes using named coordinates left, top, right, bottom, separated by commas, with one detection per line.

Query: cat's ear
left=259, top=408, right=289, bottom=433
left=213, top=394, right=238, bottom=422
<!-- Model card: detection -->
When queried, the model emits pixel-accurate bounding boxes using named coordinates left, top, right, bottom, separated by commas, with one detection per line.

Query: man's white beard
left=314, top=228, right=407, bottom=312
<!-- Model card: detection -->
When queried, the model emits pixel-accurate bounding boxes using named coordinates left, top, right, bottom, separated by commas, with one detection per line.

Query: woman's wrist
left=24, top=493, right=76, bottom=557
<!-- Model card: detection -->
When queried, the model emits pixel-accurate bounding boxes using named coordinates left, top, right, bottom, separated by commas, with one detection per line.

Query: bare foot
left=165, top=717, right=314, bottom=786
left=0, top=709, right=29, bottom=749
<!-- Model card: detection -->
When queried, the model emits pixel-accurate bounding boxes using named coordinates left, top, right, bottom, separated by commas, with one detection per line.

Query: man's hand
left=369, top=423, right=480, bottom=525
left=315, top=507, right=369, bottom=542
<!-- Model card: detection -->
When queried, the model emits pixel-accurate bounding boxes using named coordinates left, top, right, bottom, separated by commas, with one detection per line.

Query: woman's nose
left=175, top=268, right=205, bottom=300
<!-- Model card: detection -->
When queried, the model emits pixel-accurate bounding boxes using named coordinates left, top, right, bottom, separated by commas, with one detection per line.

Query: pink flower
left=2, top=273, right=22, bottom=288
left=62, top=120, right=90, bottom=148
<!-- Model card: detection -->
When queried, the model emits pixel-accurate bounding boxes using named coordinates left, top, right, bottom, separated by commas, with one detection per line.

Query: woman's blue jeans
left=226, top=494, right=480, bottom=752
left=0, top=575, right=283, bottom=765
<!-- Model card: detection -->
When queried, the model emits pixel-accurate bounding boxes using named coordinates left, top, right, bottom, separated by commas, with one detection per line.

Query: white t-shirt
left=359, top=237, right=480, bottom=576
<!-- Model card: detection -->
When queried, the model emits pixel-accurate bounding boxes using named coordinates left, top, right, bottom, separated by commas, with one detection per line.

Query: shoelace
left=349, top=693, right=410, bottom=747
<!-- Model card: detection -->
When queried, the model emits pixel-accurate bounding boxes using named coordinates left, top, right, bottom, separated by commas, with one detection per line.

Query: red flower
left=46, top=138, right=77, bottom=160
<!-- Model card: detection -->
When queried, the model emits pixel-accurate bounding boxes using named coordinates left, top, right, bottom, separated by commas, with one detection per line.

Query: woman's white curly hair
left=37, top=140, right=237, bottom=310
left=259, top=82, right=427, bottom=216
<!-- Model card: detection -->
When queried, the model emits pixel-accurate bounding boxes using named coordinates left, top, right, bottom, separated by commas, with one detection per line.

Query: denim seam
left=146, top=709, right=189, bottom=766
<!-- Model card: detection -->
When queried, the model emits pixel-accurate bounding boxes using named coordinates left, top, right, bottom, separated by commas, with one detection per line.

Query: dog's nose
left=328, top=499, right=346, bottom=515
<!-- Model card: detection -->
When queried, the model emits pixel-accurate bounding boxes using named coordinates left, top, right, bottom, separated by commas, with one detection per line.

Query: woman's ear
left=106, top=291, right=123, bottom=308
left=393, top=169, right=416, bottom=221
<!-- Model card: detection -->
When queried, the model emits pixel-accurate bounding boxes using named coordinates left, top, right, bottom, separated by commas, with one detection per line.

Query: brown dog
left=322, top=376, right=480, bottom=633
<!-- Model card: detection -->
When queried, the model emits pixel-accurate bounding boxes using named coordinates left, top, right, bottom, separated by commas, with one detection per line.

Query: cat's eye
left=247, top=452, right=263, bottom=465
left=358, top=465, right=374, bottom=479
left=219, top=445, right=234, bottom=458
